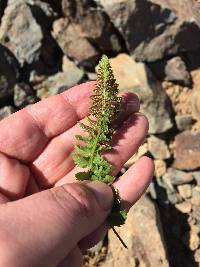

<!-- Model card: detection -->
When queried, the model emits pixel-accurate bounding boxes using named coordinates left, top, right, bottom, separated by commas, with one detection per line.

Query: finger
left=58, top=247, right=82, bottom=267
left=0, top=181, right=113, bottom=267
left=79, top=156, right=154, bottom=250
left=78, top=222, right=108, bottom=251
left=0, top=193, right=10, bottom=204
left=114, top=156, right=154, bottom=209
left=0, top=152, right=30, bottom=200
left=55, top=112, right=148, bottom=187
left=31, top=93, right=140, bottom=188
left=0, top=82, right=94, bottom=162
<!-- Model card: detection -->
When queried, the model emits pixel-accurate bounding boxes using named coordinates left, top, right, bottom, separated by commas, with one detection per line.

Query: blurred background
left=0, top=0, right=200, bottom=266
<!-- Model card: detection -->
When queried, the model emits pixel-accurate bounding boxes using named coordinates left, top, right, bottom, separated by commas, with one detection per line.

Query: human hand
left=0, top=82, right=154, bottom=267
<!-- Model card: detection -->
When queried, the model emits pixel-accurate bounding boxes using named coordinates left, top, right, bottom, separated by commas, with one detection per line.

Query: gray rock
left=148, top=135, right=170, bottom=159
left=0, top=0, right=58, bottom=69
left=174, top=130, right=200, bottom=171
left=98, top=0, right=200, bottom=62
left=104, top=196, right=169, bottom=267
left=175, top=114, right=194, bottom=131
left=0, top=106, right=15, bottom=120
left=192, top=186, right=200, bottom=198
left=0, top=44, right=20, bottom=99
left=194, top=249, right=200, bottom=263
left=14, top=83, right=37, bottom=108
left=37, top=60, right=84, bottom=99
left=87, top=72, right=97, bottom=81
left=165, top=57, right=191, bottom=86
left=54, top=0, right=123, bottom=68
left=193, top=171, right=200, bottom=185
left=61, top=0, right=122, bottom=52
left=110, top=53, right=173, bottom=134
left=0, top=0, right=43, bottom=66
left=168, top=193, right=181, bottom=205
left=177, top=184, right=192, bottom=199
left=53, top=18, right=99, bottom=69
left=163, top=168, right=193, bottom=185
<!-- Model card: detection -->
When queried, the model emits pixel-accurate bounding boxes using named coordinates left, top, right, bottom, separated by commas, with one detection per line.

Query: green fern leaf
left=73, top=55, right=127, bottom=238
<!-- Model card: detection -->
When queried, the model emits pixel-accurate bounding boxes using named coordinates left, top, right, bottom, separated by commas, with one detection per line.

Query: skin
left=0, top=81, right=154, bottom=267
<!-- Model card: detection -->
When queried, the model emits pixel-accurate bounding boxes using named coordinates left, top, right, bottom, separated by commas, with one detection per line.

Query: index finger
left=0, top=82, right=95, bottom=162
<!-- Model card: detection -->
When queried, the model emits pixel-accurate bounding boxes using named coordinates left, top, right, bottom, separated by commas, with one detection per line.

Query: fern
left=73, top=55, right=127, bottom=248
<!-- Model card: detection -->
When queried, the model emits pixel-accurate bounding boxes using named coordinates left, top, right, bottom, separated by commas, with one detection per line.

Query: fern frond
left=73, top=55, right=127, bottom=235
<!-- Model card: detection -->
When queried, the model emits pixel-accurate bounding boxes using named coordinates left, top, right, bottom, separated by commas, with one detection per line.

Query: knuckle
left=49, top=184, right=97, bottom=220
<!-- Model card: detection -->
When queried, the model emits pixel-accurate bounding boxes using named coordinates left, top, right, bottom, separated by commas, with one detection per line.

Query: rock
left=175, top=201, right=192, bottom=214
left=177, top=184, right=192, bottom=199
left=37, top=64, right=84, bottom=99
left=14, top=83, right=37, bottom=108
left=61, top=0, right=122, bottom=52
left=194, top=249, right=200, bottom=263
left=125, top=142, right=148, bottom=168
left=0, top=0, right=43, bottom=66
left=62, top=56, right=82, bottom=74
left=0, top=106, right=15, bottom=120
left=164, top=82, right=193, bottom=116
left=190, top=185, right=200, bottom=207
left=190, top=196, right=200, bottom=207
left=192, top=186, right=200, bottom=198
left=0, top=0, right=59, bottom=69
left=0, top=44, right=20, bottom=99
left=53, top=18, right=99, bottom=69
left=110, top=53, right=173, bottom=134
left=104, top=196, right=169, bottom=267
left=149, top=57, right=192, bottom=86
left=189, top=230, right=200, bottom=251
left=175, top=114, right=194, bottom=131
left=193, top=171, right=200, bottom=185
left=192, top=206, right=200, bottom=225
left=148, top=135, right=170, bottom=159
left=147, top=182, right=157, bottom=200
left=192, top=89, right=200, bottom=121
left=54, top=0, right=123, bottom=69
left=87, top=72, right=97, bottom=81
left=162, top=168, right=193, bottom=185
left=164, top=57, right=191, bottom=86
left=88, top=241, right=103, bottom=254
left=42, top=0, right=62, bottom=14
left=99, top=0, right=200, bottom=62
left=154, top=159, right=167, bottom=178
left=168, top=193, right=182, bottom=205
left=174, top=131, right=200, bottom=170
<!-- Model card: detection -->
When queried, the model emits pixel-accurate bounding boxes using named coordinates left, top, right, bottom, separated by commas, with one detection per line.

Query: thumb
left=0, top=181, right=113, bottom=267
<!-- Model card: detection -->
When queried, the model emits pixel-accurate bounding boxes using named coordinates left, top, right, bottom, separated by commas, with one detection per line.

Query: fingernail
left=86, top=181, right=113, bottom=211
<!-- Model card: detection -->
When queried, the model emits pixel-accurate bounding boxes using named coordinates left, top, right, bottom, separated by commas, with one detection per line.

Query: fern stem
left=111, top=227, right=128, bottom=249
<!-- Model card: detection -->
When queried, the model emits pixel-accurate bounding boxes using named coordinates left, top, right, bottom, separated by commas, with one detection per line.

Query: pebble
left=175, top=201, right=192, bottom=214
left=189, top=230, right=200, bottom=251
left=0, top=106, right=15, bottom=120
left=174, top=130, right=200, bottom=171
left=154, top=160, right=167, bottom=178
left=163, top=168, right=193, bottom=185
left=175, top=114, right=194, bottom=131
left=193, top=171, right=200, bottom=185
left=148, top=135, right=170, bottom=160
left=177, top=184, right=192, bottom=199
left=194, top=249, right=200, bottom=263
